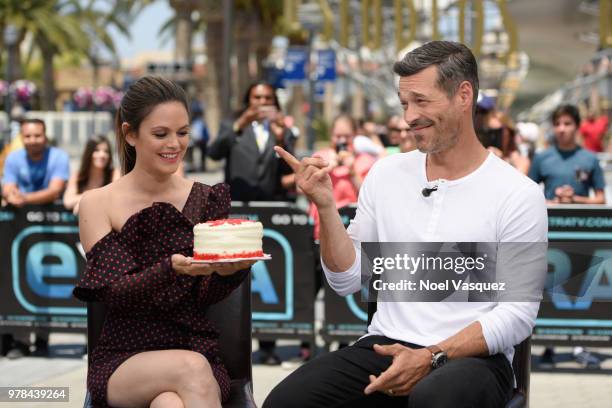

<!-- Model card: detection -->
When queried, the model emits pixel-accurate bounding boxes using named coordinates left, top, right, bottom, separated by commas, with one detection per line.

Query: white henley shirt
left=323, top=150, right=548, bottom=365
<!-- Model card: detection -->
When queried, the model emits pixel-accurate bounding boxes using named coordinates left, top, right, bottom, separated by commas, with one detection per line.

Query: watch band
left=425, top=345, right=448, bottom=370
left=426, top=345, right=442, bottom=355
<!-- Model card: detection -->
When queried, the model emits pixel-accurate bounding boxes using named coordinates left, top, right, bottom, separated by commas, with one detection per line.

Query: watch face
left=432, top=352, right=448, bottom=369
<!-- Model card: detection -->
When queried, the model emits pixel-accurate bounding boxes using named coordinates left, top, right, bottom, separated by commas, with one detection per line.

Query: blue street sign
left=283, top=48, right=308, bottom=82
left=316, top=49, right=336, bottom=82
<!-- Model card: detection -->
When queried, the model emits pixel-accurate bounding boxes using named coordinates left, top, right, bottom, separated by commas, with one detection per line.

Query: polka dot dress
left=73, top=182, right=248, bottom=407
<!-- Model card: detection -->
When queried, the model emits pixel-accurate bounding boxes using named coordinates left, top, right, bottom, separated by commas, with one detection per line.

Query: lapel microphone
left=421, top=186, right=438, bottom=197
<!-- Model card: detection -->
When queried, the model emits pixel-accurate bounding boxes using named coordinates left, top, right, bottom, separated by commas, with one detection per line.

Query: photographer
left=477, top=108, right=530, bottom=175
left=209, top=82, right=296, bottom=366
left=208, top=81, right=295, bottom=202
left=309, top=114, right=376, bottom=240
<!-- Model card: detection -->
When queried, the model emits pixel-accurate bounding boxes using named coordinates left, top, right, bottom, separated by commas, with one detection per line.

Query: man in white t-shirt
left=264, top=41, right=547, bottom=408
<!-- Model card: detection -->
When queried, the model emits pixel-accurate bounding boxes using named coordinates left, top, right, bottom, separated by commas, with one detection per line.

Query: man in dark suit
left=209, top=81, right=296, bottom=202
left=208, top=82, right=296, bottom=365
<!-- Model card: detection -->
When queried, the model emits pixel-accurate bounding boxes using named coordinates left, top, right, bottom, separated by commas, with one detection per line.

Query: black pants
left=263, top=335, right=514, bottom=408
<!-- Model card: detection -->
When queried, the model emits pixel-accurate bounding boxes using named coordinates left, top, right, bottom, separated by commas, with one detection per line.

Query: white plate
left=190, top=254, right=272, bottom=264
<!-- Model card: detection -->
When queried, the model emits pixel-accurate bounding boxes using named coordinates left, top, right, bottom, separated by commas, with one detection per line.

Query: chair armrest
left=223, top=378, right=257, bottom=408
left=504, top=390, right=526, bottom=408
left=83, top=391, right=93, bottom=408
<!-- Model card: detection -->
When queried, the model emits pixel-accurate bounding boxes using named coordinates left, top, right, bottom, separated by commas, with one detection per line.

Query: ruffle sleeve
left=73, top=202, right=196, bottom=309
left=72, top=231, right=176, bottom=308
left=203, top=183, right=231, bottom=221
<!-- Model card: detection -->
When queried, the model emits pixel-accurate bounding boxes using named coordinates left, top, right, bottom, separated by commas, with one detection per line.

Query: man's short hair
left=393, top=41, right=479, bottom=113
left=242, top=81, right=280, bottom=110
left=551, top=104, right=581, bottom=127
left=20, top=118, right=46, bottom=134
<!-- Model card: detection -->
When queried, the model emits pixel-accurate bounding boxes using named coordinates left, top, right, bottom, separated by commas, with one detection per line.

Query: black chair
left=84, top=277, right=256, bottom=408
left=366, top=302, right=530, bottom=408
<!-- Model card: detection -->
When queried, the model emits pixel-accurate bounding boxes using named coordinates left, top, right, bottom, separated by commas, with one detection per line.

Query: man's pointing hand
left=274, top=146, right=335, bottom=209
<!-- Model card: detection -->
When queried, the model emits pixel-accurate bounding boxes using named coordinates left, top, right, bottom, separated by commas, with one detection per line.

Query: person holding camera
left=482, top=111, right=530, bottom=175
left=209, top=82, right=296, bottom=366
left=309, top=114, right=376, bottom=241
left=208, top=81, right=295, bottom=202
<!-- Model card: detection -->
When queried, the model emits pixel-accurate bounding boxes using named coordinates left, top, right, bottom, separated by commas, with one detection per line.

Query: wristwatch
left=425, top=345, right=448, bottom=369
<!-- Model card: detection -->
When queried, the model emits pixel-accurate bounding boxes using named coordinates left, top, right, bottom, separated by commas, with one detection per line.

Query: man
left=1, top=118, right=69, bottom=358
left=529, top=104, right=606, bottom=369
left=265, top=41, right=547, bottom=407
left=529, top=104, right=606, bottom=205
left=2, top=118, right=69, bottom=207
left=209, top=82, right=295, bottom=365
left=208, top=81, right=295, bottom=202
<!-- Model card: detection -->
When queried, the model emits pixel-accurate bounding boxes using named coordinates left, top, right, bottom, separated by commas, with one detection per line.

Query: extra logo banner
left=0, top=203, right=317, bottom=342
left=536, top=206, right=612, bottom=346
left=325, top=205, right=612, bottom=347
left=0, top=206, right=86, bottom=332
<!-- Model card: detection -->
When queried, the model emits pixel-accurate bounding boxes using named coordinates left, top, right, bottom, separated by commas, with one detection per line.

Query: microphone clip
left=421, top=186, right=438, bottom=197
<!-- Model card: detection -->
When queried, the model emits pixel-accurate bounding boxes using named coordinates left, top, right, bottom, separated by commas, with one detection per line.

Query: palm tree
left=0, top=0, right=51, bottom=83
left=199, top=1, right=224, bottom=135
left=233, top=0, right=284, bottom=103
left=169, top=0, right=198, bottom=62
left=1, top=0, right=134, bottom=110
left=34, top=1, right=91, bottom=109
left=1, top=0, right=92, bottom=109
left=160, top=0, right=285, bottom=133
left=78, top=0, right=134, bottom=93
left=201, top=0, right=284, bottom=133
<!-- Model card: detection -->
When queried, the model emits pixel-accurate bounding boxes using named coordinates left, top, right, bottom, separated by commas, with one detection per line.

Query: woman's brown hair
left=115, top=76, right=190, bottom=174
left=76, top=135, right=114, bottom=193
left=496, top=112, right=518, bottom=158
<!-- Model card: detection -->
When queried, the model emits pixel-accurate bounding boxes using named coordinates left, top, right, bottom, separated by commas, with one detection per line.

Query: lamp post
left=3, top=24, right=19, bottom=144
left=221, top=0, right=233, bottom=119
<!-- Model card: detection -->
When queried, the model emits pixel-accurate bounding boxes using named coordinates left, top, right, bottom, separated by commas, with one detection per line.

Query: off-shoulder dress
left=73, top=182, right=248, bottom=407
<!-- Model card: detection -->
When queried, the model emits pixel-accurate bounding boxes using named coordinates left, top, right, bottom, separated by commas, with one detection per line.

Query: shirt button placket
left=425, top=180, right=446, bottom=240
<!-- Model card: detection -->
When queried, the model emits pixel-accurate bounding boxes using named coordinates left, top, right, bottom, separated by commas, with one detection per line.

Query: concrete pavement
left=0, top=335, right=611, bottom=407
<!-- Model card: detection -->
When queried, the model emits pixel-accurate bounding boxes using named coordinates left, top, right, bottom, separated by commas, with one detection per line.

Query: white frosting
left=194, top=220, right=263, bottom=256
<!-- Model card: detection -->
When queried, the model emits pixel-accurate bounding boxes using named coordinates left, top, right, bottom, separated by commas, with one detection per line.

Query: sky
left=105, top=0, right=174, bottom=60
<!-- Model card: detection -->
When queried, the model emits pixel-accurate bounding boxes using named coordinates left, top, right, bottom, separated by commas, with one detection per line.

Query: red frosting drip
left=193, top=250, right=264, bottom=261
left=205, top=219, right=255, bottom=227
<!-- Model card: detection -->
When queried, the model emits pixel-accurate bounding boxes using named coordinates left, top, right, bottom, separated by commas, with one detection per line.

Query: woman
left=63, top=135, right=120, bottom=214
left=485, top=111, right=530, bottom=175
left=73, top=76, right=254, bottom=408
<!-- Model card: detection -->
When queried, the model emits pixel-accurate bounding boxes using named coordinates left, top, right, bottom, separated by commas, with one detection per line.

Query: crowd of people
left=0, top=40, right=609, bottom=407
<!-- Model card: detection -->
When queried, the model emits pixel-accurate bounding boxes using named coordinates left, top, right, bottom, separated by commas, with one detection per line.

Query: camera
left=482, top=128, right=503, bottom=150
